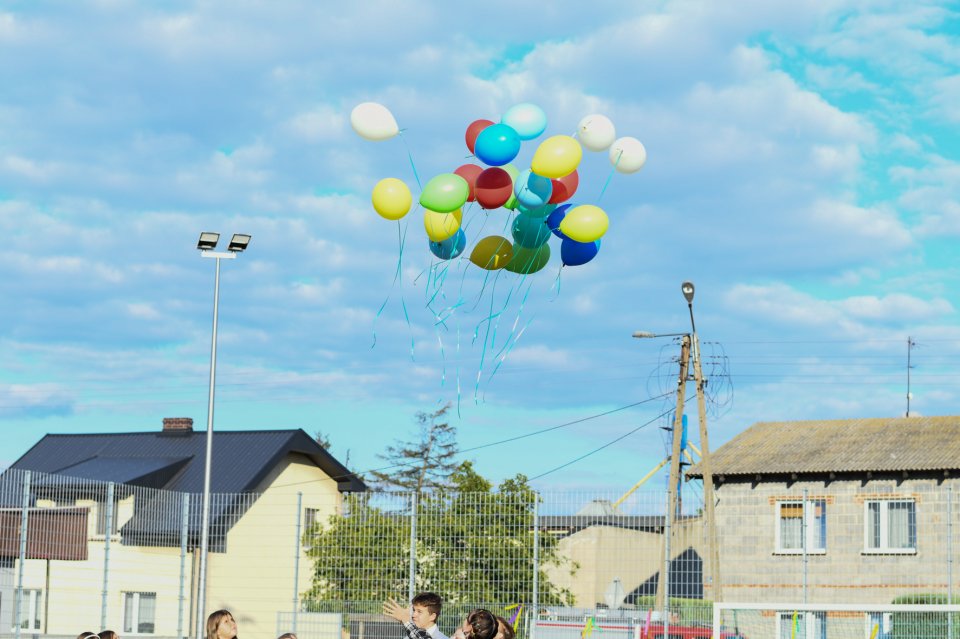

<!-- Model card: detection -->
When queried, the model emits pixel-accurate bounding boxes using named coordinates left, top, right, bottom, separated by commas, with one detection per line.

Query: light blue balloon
left=501, top=103, right=548, bottom=141
left=474, top=124, right=521, bottom=166
left=514, top=169, right=553, bottom=209
left=429, top=229, right=466, bottom=260
left=517, top=202, right=556, bottom=218
left=511, top=212, right=552, bottom=249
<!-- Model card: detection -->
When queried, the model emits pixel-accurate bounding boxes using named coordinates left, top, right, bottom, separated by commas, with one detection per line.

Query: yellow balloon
left=530, top=135, right=582, bottom=179
left=424, top=208, right=462, bottom=242
left=372, top=178, right=412, bottom=220
left=558, top=204, right=609, bottom=242
left=469, top=235, right=513, bottom=270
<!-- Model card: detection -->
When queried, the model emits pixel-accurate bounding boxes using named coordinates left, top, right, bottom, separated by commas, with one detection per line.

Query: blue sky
left=2, top=1, right=960, bottom=493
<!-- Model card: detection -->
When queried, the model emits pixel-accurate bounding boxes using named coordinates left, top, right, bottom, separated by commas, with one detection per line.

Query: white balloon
left=350, top=102, right=399, bottom=141
left=609, top=136, right=647, bottom=174
left=577, top=114, right=616, bottom=152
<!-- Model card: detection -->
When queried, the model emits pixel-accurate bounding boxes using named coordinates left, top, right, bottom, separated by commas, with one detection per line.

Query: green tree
left=369, top=403, right=458, bottom=493
left=304, top=461, right=576, bottom=613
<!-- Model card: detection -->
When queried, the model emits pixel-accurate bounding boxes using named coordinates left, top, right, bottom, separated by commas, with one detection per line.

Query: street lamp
left=195, top=232, right=251, bottom=639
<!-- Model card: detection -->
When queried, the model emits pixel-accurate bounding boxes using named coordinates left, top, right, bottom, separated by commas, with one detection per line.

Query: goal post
left=712, top=602, right=960, bottom=639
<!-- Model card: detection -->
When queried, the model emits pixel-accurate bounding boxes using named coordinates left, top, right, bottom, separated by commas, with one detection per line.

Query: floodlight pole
left=195, top=233, right=248, bottom=639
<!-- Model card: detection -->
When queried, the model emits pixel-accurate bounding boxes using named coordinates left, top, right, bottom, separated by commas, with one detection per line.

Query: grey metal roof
left=11, top=428, right=366, bottom=493
left=688, top=415, right=960, bottom=477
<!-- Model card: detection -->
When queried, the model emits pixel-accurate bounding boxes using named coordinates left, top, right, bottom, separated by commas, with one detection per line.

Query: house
left=687, top=416, right=960, bottom=612
left=3, top=417, right=365, bottom=639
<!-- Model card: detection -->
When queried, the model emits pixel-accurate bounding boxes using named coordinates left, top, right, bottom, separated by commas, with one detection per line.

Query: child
left=383, top=592, right=448, bottom=639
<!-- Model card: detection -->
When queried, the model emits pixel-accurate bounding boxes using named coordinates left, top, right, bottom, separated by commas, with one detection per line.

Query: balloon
left=530, top=135, right=582, bottom=178
left=501, top=103, right=547, bottom=140
left=511, top=213, right=552, bottom=249
left=419, top=173, right=469, bottom=213
left=465, top=119, right=494, bottom=154
left=561, top=238, right=600, bottom=266
left=474, top=123, right=521, bottom=167
left=469, top=235, right=513, bottom=270
left=371, top=178, right=412, bottom=220
left=424, top=208, right=463, bottom=242
left=546, top=203, right=573, bottom=239
left=549, top=170, right=579, bottom=204
left=506, top=243, right=551, bottom=274
left=517, top=202, right=556, bottom=218
left=350, top=102, right=399, bottom=141
left=475, top=167, right=514, bottom=209
left=610, top=136, right=647, bottom=173
left=558, top=204, right=608, bottom=242
left=514, top=169, right=553, bottom=209
left=454, top=164, right=483, bottom=202
left=429, top=229, right=467, bottom=260
left=502, top=164, right=520, bottom=210
left=577, top=114, right=616, bottom=152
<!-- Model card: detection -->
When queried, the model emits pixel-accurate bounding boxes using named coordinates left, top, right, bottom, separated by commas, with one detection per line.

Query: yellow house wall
left=204, top=454, right=342, bottom=639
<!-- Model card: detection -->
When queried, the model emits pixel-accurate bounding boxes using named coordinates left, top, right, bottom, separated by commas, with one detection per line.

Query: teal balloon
left=419, top=173, right=469, bottom=213
left=511, top=212, right=552, bottom=249
left=429, top=229, right=466, bottom=260
left=514, top=169, right=553, bottom=209
left=501, top=103, right=548, bottom=140
left=517, top=202, right=556, bottom=218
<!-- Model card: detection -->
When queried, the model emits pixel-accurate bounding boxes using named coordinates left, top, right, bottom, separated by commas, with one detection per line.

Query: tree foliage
left=369, top=403, right=458, bottom=493
left=304, top=461, right=576, bottom=611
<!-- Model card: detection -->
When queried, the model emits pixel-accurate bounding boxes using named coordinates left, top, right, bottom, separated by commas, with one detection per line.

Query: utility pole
left=906, top=336, right=916, bottom=417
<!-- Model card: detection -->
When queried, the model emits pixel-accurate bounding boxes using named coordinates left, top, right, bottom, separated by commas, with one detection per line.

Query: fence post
left=802, top=488, right=808, bottom=604
left=532, top=496, right=540, bottom=639
left=408, top=492, right=418, bottom=603
left=662, top=498, right=671, bottom=639
left=293, top=491, right=303, bottom=633
left=949, top=485, right=954, bottom=639
left=178, top=492, right=190, bottom=639
left=101, top=482, right=115, bottom=630
left=15, top=470, right=31, bottom=639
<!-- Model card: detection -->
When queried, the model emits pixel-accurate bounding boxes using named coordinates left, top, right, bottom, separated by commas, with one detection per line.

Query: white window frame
left=775, top=499, right=827, bottom=554
left=863, top=498, right=917, bottom=554
left=11, top=589, right=42, bottom=631
left=123, top=591, right=157, bottom=635
left=777, top=611, right=825, bottom=639
left=866, top=612, right=893, bottom=638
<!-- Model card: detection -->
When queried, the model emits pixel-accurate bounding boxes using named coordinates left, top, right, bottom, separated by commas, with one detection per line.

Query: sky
left=2, top=1, right=960, bottom=496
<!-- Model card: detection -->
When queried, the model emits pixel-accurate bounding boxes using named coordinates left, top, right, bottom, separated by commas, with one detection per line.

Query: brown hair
left=495, top=617, right=515, bottom=639
left=206, top=610, right=237, bottom=639
left=78, top=632, right=98, bottom=639
left=466, top=610, right=497, bottom=639
left=277, top=634, right=298, bottom=639
left=99, top=631, right=119, bottom=639
left=412, top=592, right=443, bottom=619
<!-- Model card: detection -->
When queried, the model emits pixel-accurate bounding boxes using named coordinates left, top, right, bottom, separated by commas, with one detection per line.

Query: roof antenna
left=906, top=336, right=917, bottom=417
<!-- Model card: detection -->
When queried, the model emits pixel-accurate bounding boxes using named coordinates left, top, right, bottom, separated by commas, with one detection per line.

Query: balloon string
left=370, top=219, right=409, bottom=348
left=396, top=220, right=415, bottom=360
left=398, top=131, right=423, bottom=191
left=456, top=324, right=462, bottom=418
left=485, top=275, right=535, bottom=392
left=473, top=270, right=503, bottom=402
left=550, top=263, right=563, bottom=301
left=597, top=149, right=623, bottom=202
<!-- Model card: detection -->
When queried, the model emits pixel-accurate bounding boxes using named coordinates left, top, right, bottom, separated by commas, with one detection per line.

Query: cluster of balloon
left=352, top=101, right=647, bottom=272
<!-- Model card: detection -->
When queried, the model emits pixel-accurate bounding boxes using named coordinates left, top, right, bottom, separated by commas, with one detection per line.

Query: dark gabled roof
left=11, top=428, right=366, bottom=493
left=688, top=415, right=960, bottom=478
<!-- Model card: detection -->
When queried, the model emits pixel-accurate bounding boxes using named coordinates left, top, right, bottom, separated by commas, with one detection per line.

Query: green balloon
left=419, top=173, right=469, bottom=213
left=505, top=243, right=551, bottom=274
left=502, top=164, right=520, bottom=210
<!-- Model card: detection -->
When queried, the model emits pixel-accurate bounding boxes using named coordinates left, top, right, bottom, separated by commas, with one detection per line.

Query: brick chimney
left=162, top=417, right=194, bottom=432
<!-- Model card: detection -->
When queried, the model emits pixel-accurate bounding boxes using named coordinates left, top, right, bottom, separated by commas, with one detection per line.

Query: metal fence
left=1, top=467, right=959, bottom=639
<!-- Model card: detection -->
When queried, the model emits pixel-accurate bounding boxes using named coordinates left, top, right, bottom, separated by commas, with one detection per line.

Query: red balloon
left=465, top=119, right=494, bottom=154
left=475, top=167, right=513, bottom=209
left=454, top=164, right=484, bottom=202
left=549, top=170, right=579, bottom=204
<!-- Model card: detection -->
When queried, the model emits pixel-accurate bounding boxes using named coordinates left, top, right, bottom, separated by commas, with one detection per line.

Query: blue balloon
left=546, top=203, right=573, bottom=239
left=429, top=229, right=466, bottom=260
left=474, top=123, right=521, bottom=167
left=560, top=238, right=601, bottom=266
left=501, top=103, right=547, bottom=141
left=511, top=213, right=552, bottom=249
left=514, top=169, right=553, bottom=209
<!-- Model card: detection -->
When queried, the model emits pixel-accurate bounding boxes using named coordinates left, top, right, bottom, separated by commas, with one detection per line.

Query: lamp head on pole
left=197, top=232, right=220, bottom=251
left=681, top=281, right=695, bottom=304
left=227, top=233, right=252, bottom=252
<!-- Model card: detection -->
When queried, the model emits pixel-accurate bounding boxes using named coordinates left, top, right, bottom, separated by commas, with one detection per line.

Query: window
left=12, top=589, right=42, bottom=631
left=776, top=500, right=826, bottom=553
left=864, top=499, right=916, bottom=552
left=778, top=612, right=825, bottom=639
left=97, top=497, right=120, bottom=536
left=123, top=592, right=156, bottom=634
left=867, top=612, right=893, bottom=639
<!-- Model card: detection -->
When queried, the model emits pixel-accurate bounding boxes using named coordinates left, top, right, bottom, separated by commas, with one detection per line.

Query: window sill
left=774, top=549, right=826, bottom=555
left=861, top=548, right=917, bottom=555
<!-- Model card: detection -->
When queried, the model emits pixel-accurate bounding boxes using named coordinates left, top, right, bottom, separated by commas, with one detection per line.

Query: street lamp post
left=195, top=232, right=251, bottom=639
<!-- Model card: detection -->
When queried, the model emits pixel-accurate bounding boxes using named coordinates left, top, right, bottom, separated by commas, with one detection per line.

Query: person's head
left=78, top=631, right=98, bottom=639
left=494, top=617, right=515, bottom=639
left=462, top=609, right=498, bottom=639
left=278, top=633, right=298, bottom=639
left=207, top=610, right=238, bottom=639
left=99, top=630, right=119, bottom=639
left=410, top=592, right=442, bottom=629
